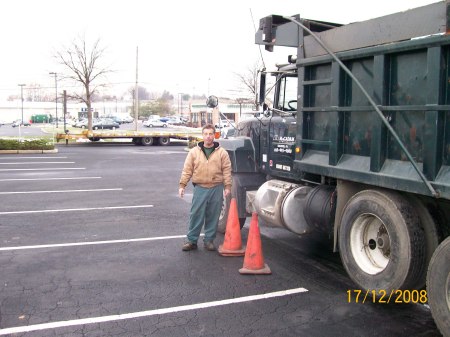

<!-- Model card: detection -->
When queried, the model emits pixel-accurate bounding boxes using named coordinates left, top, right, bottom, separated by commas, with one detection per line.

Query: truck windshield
left=276, top=75, right=297, bottom=112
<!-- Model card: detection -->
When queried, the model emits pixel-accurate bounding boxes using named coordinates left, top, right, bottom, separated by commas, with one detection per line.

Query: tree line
left=9, top=35, right=259, bottom=130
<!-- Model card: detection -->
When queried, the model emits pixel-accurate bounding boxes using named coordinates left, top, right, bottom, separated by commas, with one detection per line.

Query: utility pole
left=63, top=90, right=67, bottom=134
left=49, top=72, right=58, bottom=127
left=134, top=46, right=139, bottom=131
left=18, top=84, right=25, bottom=123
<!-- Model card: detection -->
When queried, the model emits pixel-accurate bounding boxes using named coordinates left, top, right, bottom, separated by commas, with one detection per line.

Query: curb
left=0, top=149, right=58, bottom=154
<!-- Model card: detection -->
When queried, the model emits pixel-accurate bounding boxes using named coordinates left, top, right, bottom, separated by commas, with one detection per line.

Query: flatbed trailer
left=55, top=128, right=203, bottom=146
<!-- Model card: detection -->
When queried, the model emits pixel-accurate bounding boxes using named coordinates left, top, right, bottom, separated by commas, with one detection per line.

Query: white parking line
left=133, top=151, right=186, bottom=155
left=0, top=234, right=189, bottom=251
left=0, top=161, right=75, bottom=165
left=0, top=177, right=101, bottom=182
left=0, top=204, right=154, bottom=215
left=0, top=188, right=122, bottom=195
left=0, top=156, right=68, bottom=159
left=0, top=168, right=85, bottom=171
left=0, top=287, right=308, bottom=335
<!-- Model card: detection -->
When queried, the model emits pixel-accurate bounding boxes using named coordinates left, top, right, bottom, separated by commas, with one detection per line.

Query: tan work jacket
left=179, top=142, right=232, bottom=191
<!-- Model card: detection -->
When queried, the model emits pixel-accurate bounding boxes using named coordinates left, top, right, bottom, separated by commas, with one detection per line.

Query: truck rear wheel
left=159, top=137, right=170, bottom=146
left=141, top=137, right=153, bottom=146
left=217, top=193, right=245, bottom=234
left=406, top=196, right=440, bottom=289
left=132, top=138, right=142, bottom=145
left=339, top=190, right=425, bottom=292
left=427, top=236, right=450, bottom=337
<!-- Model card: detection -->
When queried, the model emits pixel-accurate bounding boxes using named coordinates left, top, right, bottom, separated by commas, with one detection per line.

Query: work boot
left=204, top=241, right=216, bottom=251
left=182, top=242, right=198, bottom=251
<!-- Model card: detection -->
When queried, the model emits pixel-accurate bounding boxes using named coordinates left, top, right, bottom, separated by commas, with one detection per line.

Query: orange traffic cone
left=239, top=212, right=271, bottom=275
left=218, top=198, right=246, bottom=256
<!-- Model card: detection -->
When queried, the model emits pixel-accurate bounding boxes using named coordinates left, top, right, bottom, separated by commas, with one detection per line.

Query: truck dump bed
left=258, top=1, right=450, bottom=199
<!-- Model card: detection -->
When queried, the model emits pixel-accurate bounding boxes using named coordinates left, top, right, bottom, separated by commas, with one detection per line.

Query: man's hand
left=179, top=187, right=185, bottom=198
left=224, top=188, right=231, bottom=198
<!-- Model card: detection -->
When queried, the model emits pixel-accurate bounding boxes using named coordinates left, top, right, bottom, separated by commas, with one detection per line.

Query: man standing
left=179, top=124, right=232, bottom=251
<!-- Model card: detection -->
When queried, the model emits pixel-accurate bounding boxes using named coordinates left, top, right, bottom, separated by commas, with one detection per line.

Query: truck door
left=268, top=117, right=297, bottom=179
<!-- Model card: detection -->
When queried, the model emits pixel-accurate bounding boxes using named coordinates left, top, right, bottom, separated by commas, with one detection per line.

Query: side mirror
left=259, top=71, right=266, bottom=106
left=206, top=95, right=219, bottom=108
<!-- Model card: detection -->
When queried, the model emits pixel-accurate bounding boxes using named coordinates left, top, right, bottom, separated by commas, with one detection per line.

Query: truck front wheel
left=427, top=236, right=450, bottom=337
left=339, top=190, right=425, bottom=292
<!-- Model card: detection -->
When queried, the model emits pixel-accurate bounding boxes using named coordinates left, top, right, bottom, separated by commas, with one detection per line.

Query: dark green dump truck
left=219, top=2, right=450, bottom=335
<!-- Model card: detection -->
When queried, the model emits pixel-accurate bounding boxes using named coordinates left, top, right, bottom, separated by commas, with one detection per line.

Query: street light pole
left=18, top=84, right=25, bottom=123
left=49, top=72, right=58, bottom=128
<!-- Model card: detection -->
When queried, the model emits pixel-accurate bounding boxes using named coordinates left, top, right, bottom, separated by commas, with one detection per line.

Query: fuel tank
left=252, top=179, right=335, bottom=235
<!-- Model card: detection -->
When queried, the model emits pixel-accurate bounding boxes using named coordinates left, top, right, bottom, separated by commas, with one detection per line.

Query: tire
left=141, top=137, right=154, bottom=146
left=217, top=193, right=246, bottom=234
left=159, top=137, right=170, bottom=146
left=132, top=138, right=142, bottom=145
left=427, top=236, right=450, bottom=337
left=339, top=190, right=425, bottom=292
left=406, top=196, right=440, bottom=289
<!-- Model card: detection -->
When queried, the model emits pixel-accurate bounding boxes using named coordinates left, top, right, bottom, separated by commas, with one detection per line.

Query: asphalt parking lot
left=0, top=142, right=442, bottom=336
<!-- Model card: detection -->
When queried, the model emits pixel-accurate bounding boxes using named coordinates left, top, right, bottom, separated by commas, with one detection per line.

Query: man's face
left=202, top=128, right=215, bottom=147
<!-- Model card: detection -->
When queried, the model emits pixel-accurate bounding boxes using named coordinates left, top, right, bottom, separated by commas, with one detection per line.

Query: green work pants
left=186, top=184, right=224, bottom=244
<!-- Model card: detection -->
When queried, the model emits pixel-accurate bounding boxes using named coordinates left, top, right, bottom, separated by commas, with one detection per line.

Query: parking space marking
left=0, top=287, right=308, bottom=335
left=0, top=161, right=75, bottom=165
left=0, top=234, right=190, bottom=251
left=0, top=188, right=122, bottom=195
left=132, top=151, right=186, bottom=155
left=0, top=204, right=154, bottom=215
left=0, top=156, right=68, bottom=159
left=0, top=168, right=85, bottom=171
left=0, top=177, right=101, bottom=182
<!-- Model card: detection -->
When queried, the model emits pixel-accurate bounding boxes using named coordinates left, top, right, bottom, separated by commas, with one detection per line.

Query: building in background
left=188, top=98, right=257, bottom=128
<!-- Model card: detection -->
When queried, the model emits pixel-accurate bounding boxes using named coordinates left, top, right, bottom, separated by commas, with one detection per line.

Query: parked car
left=221, top=126, right=236, bottom=139
left=12, top=120, right=31, bottom=127
left=166, top=117, right=184, bottom=125
left=143, top=119, right=168, bottom=128
left=75, top=119, right=89, bottom=128
left=102, top=116, right=121, bottom=124
left=121, top=115, right=134, bottom=123
left=92, top=118, right=120, bottom=130
left=71, top=118, right=82, bottom=127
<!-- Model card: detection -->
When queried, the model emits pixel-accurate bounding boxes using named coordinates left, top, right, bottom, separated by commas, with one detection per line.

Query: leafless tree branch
left=234, top=61, right=262, bottom=106
left=55, top=35, right=111, bottom=130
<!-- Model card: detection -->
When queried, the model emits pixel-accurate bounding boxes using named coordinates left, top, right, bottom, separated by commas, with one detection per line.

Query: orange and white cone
left=239, top=212, right=271, bottom=275
left=218, top=198, right=246, bottom=256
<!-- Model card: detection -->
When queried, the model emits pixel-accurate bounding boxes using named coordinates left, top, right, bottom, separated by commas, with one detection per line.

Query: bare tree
left=55, top=36, right=111, bottom=130
left=234, top=61, right=261, bottom=103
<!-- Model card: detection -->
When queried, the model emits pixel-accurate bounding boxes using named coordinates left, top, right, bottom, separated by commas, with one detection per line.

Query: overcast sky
left=0, top=0, right=439, bottom=101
